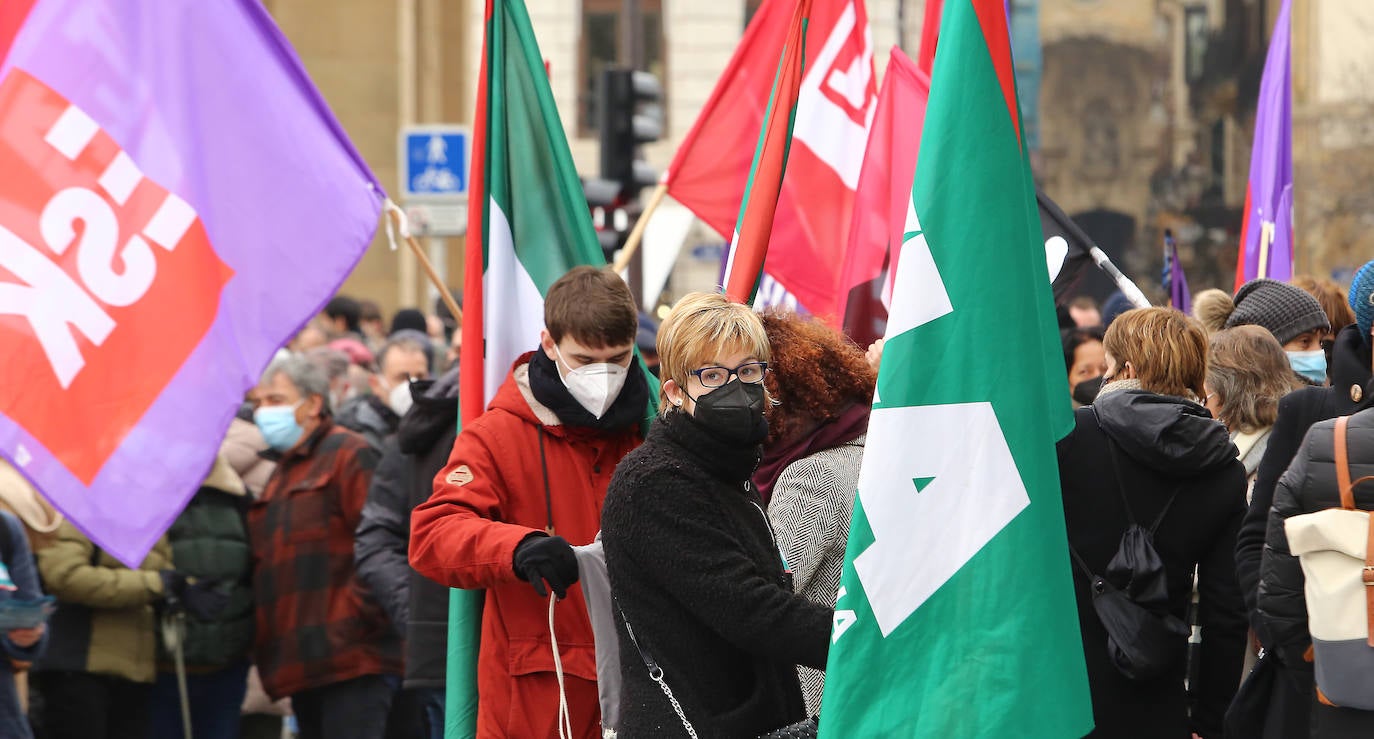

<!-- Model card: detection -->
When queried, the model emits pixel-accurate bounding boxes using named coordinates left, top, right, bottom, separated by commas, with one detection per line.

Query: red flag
left=667, top=0, right=877, bottom=319
left=722, top=0, right=814, bottom=304
left=916, top=0, right=943, bottom=75
left=837, top=47, right=929, bottom=346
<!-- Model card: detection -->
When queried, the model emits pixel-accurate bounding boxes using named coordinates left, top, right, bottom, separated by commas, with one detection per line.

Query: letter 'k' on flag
left=820, top=1, right=1093, bottom=736
left=0, top=1, right=382, bottom=566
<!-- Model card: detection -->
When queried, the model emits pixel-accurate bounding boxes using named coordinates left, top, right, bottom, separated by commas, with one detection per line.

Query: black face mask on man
left=687, top=379, right=769, bottom=445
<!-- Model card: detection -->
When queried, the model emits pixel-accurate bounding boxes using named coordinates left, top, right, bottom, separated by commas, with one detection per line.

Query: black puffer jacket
left=601, top=411, right=830, bottom=739
left=354, top=369, right=456, bottom=687
left=337, top=394, right=401, bottom=451
left=1057, top=388, right=1248, bottom=738
left=1235, top=324, right=1374, bottom=737
left=1258, top=409, right=1374, bottom=737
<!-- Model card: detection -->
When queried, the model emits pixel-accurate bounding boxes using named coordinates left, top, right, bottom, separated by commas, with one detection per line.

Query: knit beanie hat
left=1223, top=278, right=1330, bottom=346
left=1348, top=260, right=1374, bottom=347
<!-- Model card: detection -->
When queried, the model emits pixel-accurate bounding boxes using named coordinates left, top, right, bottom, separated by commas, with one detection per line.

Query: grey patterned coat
left=767, top=435, right=864, bottom=715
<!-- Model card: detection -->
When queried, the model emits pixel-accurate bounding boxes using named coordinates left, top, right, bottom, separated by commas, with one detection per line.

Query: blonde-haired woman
left=1204, top=325, right=1303, bottom=498
left=1056, top=307, right=1248, bottom=738
left=601, top=292, right=829, bottom=738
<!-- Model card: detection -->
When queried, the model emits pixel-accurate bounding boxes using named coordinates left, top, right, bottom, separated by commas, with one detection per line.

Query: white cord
left=550, top=594, right=573, bottom=739
left=381, top=198, right=411, bottom=251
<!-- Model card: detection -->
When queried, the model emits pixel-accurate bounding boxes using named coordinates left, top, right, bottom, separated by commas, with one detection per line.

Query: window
left=578, top=0, right=665, bottom=136
left=1184, top=7, right=1208, bottom=83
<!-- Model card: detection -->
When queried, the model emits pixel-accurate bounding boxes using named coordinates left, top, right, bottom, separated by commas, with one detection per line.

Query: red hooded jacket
left=409, top=354, right=641, bottom=738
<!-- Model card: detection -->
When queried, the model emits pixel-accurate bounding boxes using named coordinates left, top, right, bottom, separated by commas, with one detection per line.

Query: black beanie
left=390, top=308, right=428, bottom=336
left=1223, top=278, right=1330, bottom=346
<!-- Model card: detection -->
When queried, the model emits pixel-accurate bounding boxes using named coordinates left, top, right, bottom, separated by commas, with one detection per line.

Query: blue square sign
left=400, top=126, right=469, bottom=199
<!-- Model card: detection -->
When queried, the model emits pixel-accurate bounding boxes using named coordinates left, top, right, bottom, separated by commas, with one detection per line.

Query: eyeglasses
left=689, top=361, right=768, bottom=388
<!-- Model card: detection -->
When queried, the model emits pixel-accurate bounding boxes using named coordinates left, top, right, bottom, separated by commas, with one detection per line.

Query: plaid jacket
left=248, top=418, right=402, bottom=699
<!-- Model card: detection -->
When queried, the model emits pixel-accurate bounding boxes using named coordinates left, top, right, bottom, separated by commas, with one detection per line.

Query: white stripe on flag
left=483, top=197, right=547, bottom=404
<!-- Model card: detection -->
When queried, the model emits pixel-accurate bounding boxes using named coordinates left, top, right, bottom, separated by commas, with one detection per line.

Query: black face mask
left=1073, top=375, right=1105, bottom=406
left=688, top=379, right=768, bottom=445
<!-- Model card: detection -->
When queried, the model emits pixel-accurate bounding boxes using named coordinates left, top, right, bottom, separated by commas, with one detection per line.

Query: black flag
left=1038, top=189, right=1096, bottom=306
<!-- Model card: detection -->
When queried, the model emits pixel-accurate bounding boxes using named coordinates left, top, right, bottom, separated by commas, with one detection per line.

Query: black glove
left=160, top=570, right=188, bottom=608
left=181, top=579, right=231, bottom=621
left=159, top=571, right=230, bottom=620
left=512, top=534, right=579, bottom=599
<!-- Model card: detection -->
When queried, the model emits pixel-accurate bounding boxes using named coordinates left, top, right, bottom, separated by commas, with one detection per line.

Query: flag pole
left=611, top=181, right=669, bottom=273
left=1257, top=221, right=1273, bottom=280
left=387, top=206, right=464, bottom=326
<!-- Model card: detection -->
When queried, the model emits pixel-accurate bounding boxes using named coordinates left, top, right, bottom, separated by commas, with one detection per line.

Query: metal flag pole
left=1035, top=189, right=1151, bottom=309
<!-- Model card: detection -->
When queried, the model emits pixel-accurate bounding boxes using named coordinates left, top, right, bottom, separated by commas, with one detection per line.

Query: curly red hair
left=760, top=310, right=876, bottom=445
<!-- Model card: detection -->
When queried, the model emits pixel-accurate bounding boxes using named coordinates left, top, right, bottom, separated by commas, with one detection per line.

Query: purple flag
left=1235, top=0, right=1293, bottom=290
left=0, top=0, right=382, bottom=565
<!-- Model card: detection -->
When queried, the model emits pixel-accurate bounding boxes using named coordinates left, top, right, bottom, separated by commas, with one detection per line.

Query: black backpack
left=1069, top=436, right=1190, bottom=681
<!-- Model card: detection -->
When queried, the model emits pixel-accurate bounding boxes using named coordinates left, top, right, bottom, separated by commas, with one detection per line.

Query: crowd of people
left=1, top=260, right=1373, bottom=739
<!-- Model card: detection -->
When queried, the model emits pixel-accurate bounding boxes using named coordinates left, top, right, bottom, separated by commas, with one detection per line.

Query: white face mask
left=554, top=346, right=629, bottom=419
left=387, top=379, right=414, bottom=417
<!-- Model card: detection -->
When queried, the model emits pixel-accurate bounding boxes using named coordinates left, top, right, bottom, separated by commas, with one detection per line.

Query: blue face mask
left=254, top=402, right=304, bottom=451
left=1287, top=349, right=1328, bottom=385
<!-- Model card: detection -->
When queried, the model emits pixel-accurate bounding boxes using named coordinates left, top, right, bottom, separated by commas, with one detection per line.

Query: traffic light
left=582, top=176, right=626, bottom=263
left=598, top=68, right=662, bottom=197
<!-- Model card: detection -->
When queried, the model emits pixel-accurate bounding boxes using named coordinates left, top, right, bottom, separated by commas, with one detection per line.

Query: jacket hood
left=1092, top=389, right=1238, bottom=475
left=397, top=367, right=460, bottom=456
left=490, top=352, right=564, bottom=430
left=336, top=394, right=399, bottom=437
left=201, top=452, right=247, bottom=497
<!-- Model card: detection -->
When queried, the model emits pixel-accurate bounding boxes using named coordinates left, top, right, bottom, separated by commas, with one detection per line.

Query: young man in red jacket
left=410, top=266, right=648, bottom=738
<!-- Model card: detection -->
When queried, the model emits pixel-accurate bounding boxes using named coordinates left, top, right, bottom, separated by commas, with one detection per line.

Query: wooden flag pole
left=611, top=181, right=669, bottom=274
left=387, top=206, right=463, bottom=326
left=1257, top=221, right=1274, bottom=280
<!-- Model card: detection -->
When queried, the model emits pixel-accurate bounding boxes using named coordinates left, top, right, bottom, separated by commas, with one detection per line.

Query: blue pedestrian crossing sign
left=400, top=125, right=469, bottom=200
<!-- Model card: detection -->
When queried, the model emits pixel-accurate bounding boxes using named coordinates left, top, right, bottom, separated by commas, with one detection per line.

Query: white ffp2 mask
left=555, top=346, right=628, bottom=419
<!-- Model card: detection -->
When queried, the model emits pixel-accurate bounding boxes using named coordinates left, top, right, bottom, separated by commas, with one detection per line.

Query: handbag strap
left=1337, top=416, right=1355, bottom=510
left=1103, top=434, right=1181, bottom=535
left=617, top=602, right=699, bottom=739
left=1067, top=543, right=1098, bottom=581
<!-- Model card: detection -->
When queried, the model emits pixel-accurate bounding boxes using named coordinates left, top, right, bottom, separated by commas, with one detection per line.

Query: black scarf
left=527, top=348, right=649, bottom=432
left=658, top=409, right=763, bottom=483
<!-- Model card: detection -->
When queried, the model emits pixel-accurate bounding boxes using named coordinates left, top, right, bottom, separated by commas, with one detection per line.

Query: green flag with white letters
left=818, top=1, right=1093, bottom=736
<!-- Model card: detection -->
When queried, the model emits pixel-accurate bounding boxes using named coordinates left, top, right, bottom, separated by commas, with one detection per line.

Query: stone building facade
left=265, top=0, right=1374, bottom=313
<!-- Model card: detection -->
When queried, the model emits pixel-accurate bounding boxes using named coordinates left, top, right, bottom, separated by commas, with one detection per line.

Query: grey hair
left=376, top=334, right=432, bottom=370
left=303, top=347, right=351, bottom=381
left=263, top=355, right=332, bottom=413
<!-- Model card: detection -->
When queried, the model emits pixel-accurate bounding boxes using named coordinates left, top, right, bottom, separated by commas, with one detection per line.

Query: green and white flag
left=449, top=1, right=655, bottom=737
left=819, top=1, right=1093, bottom=736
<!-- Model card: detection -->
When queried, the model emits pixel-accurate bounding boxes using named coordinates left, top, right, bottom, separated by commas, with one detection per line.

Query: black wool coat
left=601, top=411, right=830, bottom=739
left=1235, top=324, right=1374, bottom=737
left=1058, top=390, right=1248, bottom=739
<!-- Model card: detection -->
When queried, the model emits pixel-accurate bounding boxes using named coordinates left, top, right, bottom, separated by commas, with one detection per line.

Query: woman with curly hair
left=754, top=311, right=875, bottom=714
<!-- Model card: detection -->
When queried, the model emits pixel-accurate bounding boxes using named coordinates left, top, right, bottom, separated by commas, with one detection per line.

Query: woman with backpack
left=1056, top=307, right=1249, bottom=738
left=1257, top=406, right=1374, bottom=736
